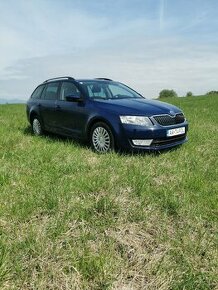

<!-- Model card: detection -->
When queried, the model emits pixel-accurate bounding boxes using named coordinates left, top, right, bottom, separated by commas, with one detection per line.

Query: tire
left=90, top=122, right=115, bottom=153
left=32, top=117, right=43, bottom=136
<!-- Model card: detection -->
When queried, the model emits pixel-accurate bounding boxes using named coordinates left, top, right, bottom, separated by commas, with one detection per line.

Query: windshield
left=79, top=81, right=143, bottom=100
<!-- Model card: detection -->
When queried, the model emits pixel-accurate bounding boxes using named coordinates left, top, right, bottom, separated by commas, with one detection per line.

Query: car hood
left=94, top=98, right=182, bottom=116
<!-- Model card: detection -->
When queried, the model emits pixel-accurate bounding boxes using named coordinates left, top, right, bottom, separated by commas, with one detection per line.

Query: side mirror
left=65, top=94, right=83, bottom=102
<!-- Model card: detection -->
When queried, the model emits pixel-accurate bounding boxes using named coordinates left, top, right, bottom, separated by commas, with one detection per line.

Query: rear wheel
left=32, top=117, right=43, bottom=136
left=90, top=122, right=115, bottom=153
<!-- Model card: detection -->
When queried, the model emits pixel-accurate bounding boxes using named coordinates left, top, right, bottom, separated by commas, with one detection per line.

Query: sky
left=0, top=0, right=218, bottom=100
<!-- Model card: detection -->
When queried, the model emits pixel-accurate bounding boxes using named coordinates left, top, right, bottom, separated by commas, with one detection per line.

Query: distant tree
left=186, top=91, right=193, bottom=97
left=159, top=89, right=178, bottom=98
left=206, top=91, right=218, bottom=95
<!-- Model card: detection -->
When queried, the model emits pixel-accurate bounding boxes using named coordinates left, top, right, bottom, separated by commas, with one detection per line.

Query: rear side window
left=42, top=82, right=59, bottom=100
left=31, top=85, right=45, bottom=99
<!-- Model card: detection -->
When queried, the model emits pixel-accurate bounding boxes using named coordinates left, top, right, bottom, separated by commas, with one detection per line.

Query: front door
left=55, top=81, right=88, bottom=137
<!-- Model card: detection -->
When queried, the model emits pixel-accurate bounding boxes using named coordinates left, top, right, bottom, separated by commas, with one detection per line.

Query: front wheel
left=32, top=117, right=43, bottom=136
left=90, top=122, right=115, bottom=153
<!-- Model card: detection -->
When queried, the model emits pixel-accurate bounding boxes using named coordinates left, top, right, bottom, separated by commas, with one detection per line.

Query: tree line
left=158, top=89, right=218, bottom=98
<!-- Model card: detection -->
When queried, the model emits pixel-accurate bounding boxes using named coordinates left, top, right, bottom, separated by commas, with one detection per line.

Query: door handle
left=55, top=105, right=61, bottom=111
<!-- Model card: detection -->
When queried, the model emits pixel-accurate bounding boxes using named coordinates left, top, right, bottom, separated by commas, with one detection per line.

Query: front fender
left=85, top=113, right=121, bottom=142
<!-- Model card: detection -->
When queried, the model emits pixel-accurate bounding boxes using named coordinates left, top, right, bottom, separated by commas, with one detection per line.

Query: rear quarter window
left=41, top=82, right=60, bottom=100
left=31, top=85, right=45, bottom=99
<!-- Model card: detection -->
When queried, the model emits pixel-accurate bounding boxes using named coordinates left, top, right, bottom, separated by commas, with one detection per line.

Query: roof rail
left=43, top=76, right=75, bottom=83
left=95, top=78, right=113, bottom=81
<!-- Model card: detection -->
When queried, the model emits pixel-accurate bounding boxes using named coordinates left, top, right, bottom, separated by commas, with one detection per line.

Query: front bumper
left=116, top=121, right=189, bottom=151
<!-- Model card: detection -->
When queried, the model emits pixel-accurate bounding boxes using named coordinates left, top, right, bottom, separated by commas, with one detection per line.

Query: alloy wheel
left=32, top=118, right=42, bottom=136
left=92, top=126, right=111, bottom=153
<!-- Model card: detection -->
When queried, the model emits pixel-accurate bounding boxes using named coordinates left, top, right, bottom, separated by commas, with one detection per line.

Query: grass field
left=0, top=95, right=217, bottom=290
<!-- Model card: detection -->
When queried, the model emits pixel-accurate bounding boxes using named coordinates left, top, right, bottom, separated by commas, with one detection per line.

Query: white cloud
left=159, top=0, right=166, bottom=32
left=1, top=36, right=218, bottom=99
left=0, top=0, right=109, bottom=66
left=0, top=0, right=218, bottom=99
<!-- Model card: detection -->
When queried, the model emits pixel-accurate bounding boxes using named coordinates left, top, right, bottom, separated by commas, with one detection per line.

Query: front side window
left=86, top=83, right=108, bottom=99
left=60, top=82, right=80, bottom=101
left=31, top=85, right=45, bottom=99
left=80, top=81, right=142, bottom=100
left=42, top=82, right=59, bottom=100
left=108, top=84, right=136, bottom=98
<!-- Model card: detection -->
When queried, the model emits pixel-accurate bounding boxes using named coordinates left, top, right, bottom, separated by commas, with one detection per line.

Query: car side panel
left=38, top=99, right=58, bottom=131
left=54, top=100, right=89, bottom=138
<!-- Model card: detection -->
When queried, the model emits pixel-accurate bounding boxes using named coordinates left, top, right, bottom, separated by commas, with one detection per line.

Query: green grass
left=0, top=95, right=217, bottom=289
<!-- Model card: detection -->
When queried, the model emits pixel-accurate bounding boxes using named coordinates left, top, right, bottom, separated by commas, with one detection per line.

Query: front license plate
left=167, top=127, right=185, bottom=137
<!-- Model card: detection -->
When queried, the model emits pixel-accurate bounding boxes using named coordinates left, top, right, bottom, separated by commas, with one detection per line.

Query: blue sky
left=0, top=0, right=218, bottom=99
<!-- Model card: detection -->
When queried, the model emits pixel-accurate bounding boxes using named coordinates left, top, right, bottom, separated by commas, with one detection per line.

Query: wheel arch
left=29, top=110, right=39, bottom=125
left=86, top=117, right=117, bottom=141
left=29, top=111, right=44, bottom=130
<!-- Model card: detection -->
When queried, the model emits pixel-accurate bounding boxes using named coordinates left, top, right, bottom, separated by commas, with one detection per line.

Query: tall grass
left=0, top=95, right=217, bottom=289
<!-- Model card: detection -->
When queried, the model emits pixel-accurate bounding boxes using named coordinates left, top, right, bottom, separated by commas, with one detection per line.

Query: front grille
left=153, top=113, right=185, bottom=126
left=151, top=134, right=186, bottom=147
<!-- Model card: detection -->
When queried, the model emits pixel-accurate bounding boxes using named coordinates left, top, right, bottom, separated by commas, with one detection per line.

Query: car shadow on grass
left=23, top=126, right=182, bottom=156
left=118, top=145, right=182, bottom=157
left=22, top=126, right=89, bottom=150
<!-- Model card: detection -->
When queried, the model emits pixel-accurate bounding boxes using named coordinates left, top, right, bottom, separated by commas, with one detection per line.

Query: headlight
left=120, top=116, right=152, bottom=126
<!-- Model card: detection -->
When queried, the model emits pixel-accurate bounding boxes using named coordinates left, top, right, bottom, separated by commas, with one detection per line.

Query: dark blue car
left=26, top=77, right=188, bottom=153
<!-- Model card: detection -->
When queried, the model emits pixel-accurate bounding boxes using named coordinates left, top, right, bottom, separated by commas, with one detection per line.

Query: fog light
left=132, top=139, right=153, bottom=146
